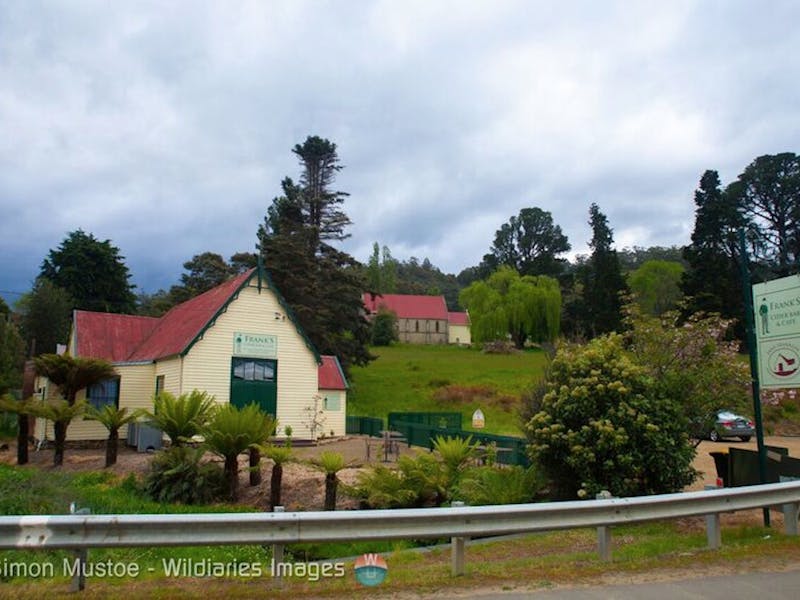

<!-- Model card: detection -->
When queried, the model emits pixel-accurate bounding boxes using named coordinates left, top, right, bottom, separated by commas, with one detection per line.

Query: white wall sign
left=753, top=275, right=800, bottom=388
left=233, top=332, right=277, bottom=358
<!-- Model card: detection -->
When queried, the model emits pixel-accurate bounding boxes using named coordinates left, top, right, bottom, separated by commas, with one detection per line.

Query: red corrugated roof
left=318, top=355, right=348, bottom=390
left=127, top=269, right=255, bottom=361
left=74, top=311, right=159, bottom=362
left=362, top=293, right=448, bottom=320
left=448, top=311, right=470, bottom=326
left=74, top=270, right=342, bottom=396
left=73, top=269, right=255, bottom=362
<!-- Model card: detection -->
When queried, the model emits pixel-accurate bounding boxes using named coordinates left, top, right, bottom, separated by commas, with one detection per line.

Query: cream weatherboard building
left=362, top=293, right=471, bottom=345
left=34, top=268, right=348, bottom=443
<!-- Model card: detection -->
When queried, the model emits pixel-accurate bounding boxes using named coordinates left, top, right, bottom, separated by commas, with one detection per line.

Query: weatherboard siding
left=180, top=282, right=323, bottom=438
left=155, top=358, right=183, bottom=397
left=38, top=364, right=156, bottom=442
left=320, top=390, right=346, bottom=437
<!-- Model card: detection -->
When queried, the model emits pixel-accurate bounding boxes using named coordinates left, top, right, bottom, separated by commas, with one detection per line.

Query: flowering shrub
left=622, top=303, right=750, bottom=443
left=526, top=334, right=697, bottom=499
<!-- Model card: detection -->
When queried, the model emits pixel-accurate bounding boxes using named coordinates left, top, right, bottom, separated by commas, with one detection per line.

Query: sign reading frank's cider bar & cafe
left=753, top=275, right=800, bottom=388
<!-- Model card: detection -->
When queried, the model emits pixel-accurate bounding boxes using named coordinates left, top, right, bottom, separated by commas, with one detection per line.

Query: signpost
left=749, top=272, right=800, bottom=528
left=752, top=277, right=800, bottom=388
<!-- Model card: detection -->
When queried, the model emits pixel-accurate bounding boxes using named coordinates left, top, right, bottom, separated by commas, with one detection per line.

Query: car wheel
left=740, top=436, right=751, bottom=442
left=709, top=430, right=720, bottom=442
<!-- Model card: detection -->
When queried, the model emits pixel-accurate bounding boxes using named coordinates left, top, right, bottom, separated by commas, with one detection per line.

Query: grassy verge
left=4, top=519, right=799, bottom=598
left=2, top=464, right=799, bottom=598
left=347, top=344, right=547, bottom=435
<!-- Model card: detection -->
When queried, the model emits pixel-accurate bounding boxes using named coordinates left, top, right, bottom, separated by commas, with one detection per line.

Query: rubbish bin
left=709, top=451, right=729, bottom=487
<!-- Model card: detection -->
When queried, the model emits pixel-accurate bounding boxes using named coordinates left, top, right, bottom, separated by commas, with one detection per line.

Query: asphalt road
left=459, top=570, right=800, bottom=599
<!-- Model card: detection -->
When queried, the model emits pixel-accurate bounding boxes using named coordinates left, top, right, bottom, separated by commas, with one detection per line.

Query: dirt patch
left=2, top=435, right=800, bottom=516
left=0, top=435, right=424, bottom=511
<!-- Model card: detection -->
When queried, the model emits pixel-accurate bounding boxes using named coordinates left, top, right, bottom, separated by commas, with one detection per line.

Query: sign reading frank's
left=753, top=275, right=800, bottom=388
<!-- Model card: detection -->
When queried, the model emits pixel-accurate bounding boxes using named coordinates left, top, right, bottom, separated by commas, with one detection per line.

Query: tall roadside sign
left=752, top=276, right=800, bottom=388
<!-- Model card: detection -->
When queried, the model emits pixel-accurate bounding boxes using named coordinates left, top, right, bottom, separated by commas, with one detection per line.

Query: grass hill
left=346, top=344, right=547, bottom=435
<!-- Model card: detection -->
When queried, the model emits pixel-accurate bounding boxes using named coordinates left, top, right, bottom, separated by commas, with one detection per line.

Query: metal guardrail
left=1, top=481, right=799, bottom=583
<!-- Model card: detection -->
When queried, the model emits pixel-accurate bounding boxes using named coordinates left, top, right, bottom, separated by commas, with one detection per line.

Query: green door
left=230, top=357, right=277, bottom=417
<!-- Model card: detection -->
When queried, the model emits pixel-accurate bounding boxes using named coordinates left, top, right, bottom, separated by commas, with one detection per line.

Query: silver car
left=709, top=410, right=755, bottom=442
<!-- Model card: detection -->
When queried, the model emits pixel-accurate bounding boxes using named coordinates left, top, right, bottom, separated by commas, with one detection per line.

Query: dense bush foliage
left=622, top=303, right=750, bottom=443
left=526, top=335, right=697, bottom=499
left=145, top=390, right=216, bottom=446
left=350, top=453, right=447, bottom=509
left=371, top=308, right=398, bottom=346
left=454, top=465, right=544, bottom=505
left=143, top=446, right=226, bottom=504
left=349, top=443, right=544, bottom=508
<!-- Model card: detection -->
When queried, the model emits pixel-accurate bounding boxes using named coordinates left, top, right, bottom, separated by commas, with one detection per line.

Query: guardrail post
left=451, top=501, right=466, bottom=576
left=704, top=485, right=722, bottom=549
left=272, top=506, right=285, bottom=586
left=595, top=491, right=613, bottom=561
left=70, top=549, right=87, bottom=592
left=783, top=502, right=799, bottom=536
left=705, top=513, right=722, bottom=549
left=69, top=503, right=90, bottom=591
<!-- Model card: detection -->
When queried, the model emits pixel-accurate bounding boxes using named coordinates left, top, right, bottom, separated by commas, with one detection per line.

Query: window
left=415, top=320, right=420, bottom=332
left=323, top=395, right=341, bottom=411
left=155, top=375, right=165, bottom=396
left=86, top=378, right=120, bottom=410
left=232, top=358, right=276, bottom=382
left=435, top=321, right=440, bottom=333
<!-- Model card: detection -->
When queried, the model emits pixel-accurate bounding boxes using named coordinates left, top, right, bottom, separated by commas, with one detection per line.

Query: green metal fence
left=389, top=419, right=530, bottom=467
left=388, top=412, right=462, bottom=431
left=346, top=416, right=384, bottom=437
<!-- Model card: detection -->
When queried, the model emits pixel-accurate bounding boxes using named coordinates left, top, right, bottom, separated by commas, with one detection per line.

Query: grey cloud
left=2, top=1, right=799, bottom=302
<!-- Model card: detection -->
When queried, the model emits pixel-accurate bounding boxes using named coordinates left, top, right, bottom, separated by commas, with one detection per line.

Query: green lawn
left=346, top=344, right=548, bottom=435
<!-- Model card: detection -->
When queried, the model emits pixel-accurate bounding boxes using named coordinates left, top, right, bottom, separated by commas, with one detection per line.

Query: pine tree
left=257, top=137, right=373, bottom=372
left=580, top=204, right=627, bottom=336
left=40, top=230, right=137, bottom=314
left=681, top=170, right=744, bottom=324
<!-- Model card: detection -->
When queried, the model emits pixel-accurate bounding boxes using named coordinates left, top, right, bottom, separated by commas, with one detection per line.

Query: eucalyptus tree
left=728, top=152, right=800, bottom=278
left=482, top=208, right=571, bottom=278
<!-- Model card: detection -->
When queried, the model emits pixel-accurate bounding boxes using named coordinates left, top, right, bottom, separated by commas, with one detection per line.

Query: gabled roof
left=362, top=293, right=449, bottom=320
left=318, top=355, right=348, bottom=390
left=448, top=311, right=470, bottom=326
left=74, top=311, right=160, bottom=362
left=128, top=269, right=255, bottom=361
left=73, top=268, right=320, bottom=365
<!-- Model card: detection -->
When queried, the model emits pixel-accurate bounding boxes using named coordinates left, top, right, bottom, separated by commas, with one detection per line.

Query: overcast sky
left=2, top=1, right=799, bottom=304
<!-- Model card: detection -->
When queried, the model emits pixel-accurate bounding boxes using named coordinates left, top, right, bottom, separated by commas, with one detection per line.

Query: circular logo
left=767, top=344, right=800, bottom=378
left=354, top=554, right=387, bottom=587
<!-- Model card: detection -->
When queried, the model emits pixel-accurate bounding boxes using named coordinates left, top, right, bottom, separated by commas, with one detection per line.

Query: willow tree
left=459, top=267, right=561, bottom=348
